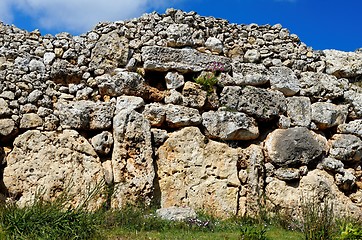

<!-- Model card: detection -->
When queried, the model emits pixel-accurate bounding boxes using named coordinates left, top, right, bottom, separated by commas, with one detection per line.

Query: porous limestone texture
left=1, top=9, right=362, bottom=220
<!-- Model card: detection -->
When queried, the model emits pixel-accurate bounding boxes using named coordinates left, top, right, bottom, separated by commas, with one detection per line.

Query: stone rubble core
left=1, top=8, right=362, bottom=220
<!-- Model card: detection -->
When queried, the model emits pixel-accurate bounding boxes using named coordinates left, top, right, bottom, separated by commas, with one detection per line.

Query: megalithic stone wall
left=1, top=8, right=362, bottom=219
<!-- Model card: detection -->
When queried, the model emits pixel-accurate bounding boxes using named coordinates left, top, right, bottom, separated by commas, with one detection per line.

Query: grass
left=0, top=192, right=361, bottom=239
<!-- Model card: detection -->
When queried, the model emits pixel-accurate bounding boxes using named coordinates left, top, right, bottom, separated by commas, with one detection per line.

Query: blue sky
left=1, top=0, right=360, bottom=51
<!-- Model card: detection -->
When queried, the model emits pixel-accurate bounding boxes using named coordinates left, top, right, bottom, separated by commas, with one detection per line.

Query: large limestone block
left=299, top=72, right=349, bottom=100
left=269, top=66, right=300, bottom=96
left=286, top=97, right=311, bottom=127
left=3, top=130, right=105, bottom=209
left=311, top=102, right=348, bottom=129
left=266, top=169, right=362, bottom=219
left=324, top=49, right=362, bottom=78
left=142, top=46, right=231, bottom=73
left=226, top=62, right=269, bottom=86
left=157, top=127, right=240, bottom=218
left=96, top=71, right=164, bottom=101
left=182, top=82, right=207, bottom=108
left=220, top=86, right=286, bottom=121
left=111, top=110, right=154, bottom=208
left=142, top=103, right=202, bottom=128
left=265, top=127, right=326, bottom=167
left=202, top=110, right=259, bottom=140
left=89, top=31, right=129, bottom=70
left=329, top=134, right=362, bottom=163
left=54, top=100, right=115, bottom=130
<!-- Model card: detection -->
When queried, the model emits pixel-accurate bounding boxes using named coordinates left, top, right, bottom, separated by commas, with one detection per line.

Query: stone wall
left=1, top=9, right=362, bottom=219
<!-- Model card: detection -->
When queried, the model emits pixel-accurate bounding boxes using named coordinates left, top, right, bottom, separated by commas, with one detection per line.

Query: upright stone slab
left=157, top=127, right=240, bottom=217
left=111, top=109, right=155, bottom=208
left=3, top=130, right=105, bottom=209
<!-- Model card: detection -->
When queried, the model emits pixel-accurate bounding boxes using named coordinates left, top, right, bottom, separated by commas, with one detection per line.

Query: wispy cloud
left=1, top=0, right=182, bottom=34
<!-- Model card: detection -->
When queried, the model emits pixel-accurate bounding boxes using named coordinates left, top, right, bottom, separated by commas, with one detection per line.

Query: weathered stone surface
left=202, top=110, right=259, bottom=140
left=20, top=113, right=43, bottom=129
left=115, top=96, right=144, bottom=114
left=54, top=100, right=115, bottom=130
left=96, top=71, right=164, bottom=102
left=151, top=128, right=169, bottom=146
left=166, top=24, right=193, bottom=47
left=338, top=120, right=362, bottom=137
left=142, top=46, right=231, bottom=73
left=244, top=49, right=261, bottom=63
left=266, top=169, right=362, bottom=219
left=91, top=131, right=114, bottom=155
left=274, top=168, right=300, bottom=181
left=182, top=82, right=207, bottom=108
left=157, top=127, right=240, bottom=217
left=156, top=207, right=197, bottom=221
left=226, top=62, right=269, bottom=86
left=220, top=86, right=286, bottom=121
left=265, top=127, right=325, bottom=167
left=328, top=134, right=362, bottom=163
left=238, top=145, right=265, bottom=217
left=269, top=66, right=300, bottom=96
left=311, top=102, right=348, bottom=129
left=343, top=90, right=362, bottom=118
left=286, top=97, right=311, bottom=127
left=0, top=98, right=11, bottom=117
left=320, top=157, right=344, bottom=173
left=3, top=130, right=105, bottom=209
left=324, top=50, right=362, bottom=78
left=165, top=71, right=185, bottom=89
left=111, top=110, right=154, bottom=208
left=335, top=169, right=356, bottom=191
left=205, top=37, right=223, bottom=54
left=143, top=103, right=202, bottom=128
left=299, top=72, right=349, bottom=100
left=90, top=31, right=129, bottom=70
left=0, top=119, right=16, bottom=136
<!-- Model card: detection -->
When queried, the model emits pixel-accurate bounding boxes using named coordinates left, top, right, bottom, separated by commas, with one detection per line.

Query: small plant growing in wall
left=194, top=62, right=225, bottom=93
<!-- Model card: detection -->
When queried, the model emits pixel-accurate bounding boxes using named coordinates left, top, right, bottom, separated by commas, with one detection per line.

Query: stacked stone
left=1, top=9, right=362, bottom=219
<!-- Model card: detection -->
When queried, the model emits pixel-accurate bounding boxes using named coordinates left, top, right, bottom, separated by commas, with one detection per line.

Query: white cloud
left=2, top=0, right=181, bottom=33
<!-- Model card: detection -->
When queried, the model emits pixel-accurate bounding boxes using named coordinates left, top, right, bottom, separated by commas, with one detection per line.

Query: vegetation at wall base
left=0, top=195, right=361, bottom=239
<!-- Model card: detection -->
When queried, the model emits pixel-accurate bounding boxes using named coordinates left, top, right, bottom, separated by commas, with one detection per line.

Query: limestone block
left=166, top=24, right=193, bottom=47
left=0, top=98, right=11, bottom=117
left=324, top=49, right=362, bottom=78
left=274, top=168, right=300, bottom=181
left=244, top=49, right=261, bottom=63
left=156, top=207, right=197, bottom=221
left=111, top=110, right=154, bottom=208
left=286, top=96, right=311, bottom=127
left=165, top=72, right=185, bottom=89
left=225, top=62, right=269, bottom=86
left=142, top=46, right=231, bottom=73
left=329, top=134, right=362, bottom=163
left=115, top=96, right=145, bottom=114
left=182, top=82, right=207, bottom=108
left=3, top=130, right=105, bottom=209
left=91, top=131, right=114, bottom=155
left=205, top=37, right=223, bottom=54
left=143, top=103, right=202, bottom=128
left=151, top=128, right=169, bottom=146
left=335, top=169, right=356, bottom=192
left=20, top=113, right=43, bottom=129
left=311, top=102, right=348, bottom=129
left=269, top=66, right=300, bottom=96
left=338, top=120, right=362, bottom=138
left=320, top=157, right=344, bottom=173
left=89, top=31, right=129, bottom=70
left=265, top=127, right=326, bottom=167
left=54, top=100, right=115, bottom=130
left=343, top=90, right=362, bottom=118
left=299, top=72, right=349, bottom=100
left=157, top=127, right=240, bottom=218
left=265, top=169, right=362, bottom=219
left=220, top=86, right=286, bottom=121
left=202, top=110, right=259, bottom=140
left=0, top=119, right=16, bottom=136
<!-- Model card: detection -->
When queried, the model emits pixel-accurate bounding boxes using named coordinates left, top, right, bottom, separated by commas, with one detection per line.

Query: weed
left=194, top=72, right=218, bottom=93
left=300, top=196, right=335, bottom=240
left=337, top=221, right=362, bottom=240
left=240, top=224, right=268, bottom=240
